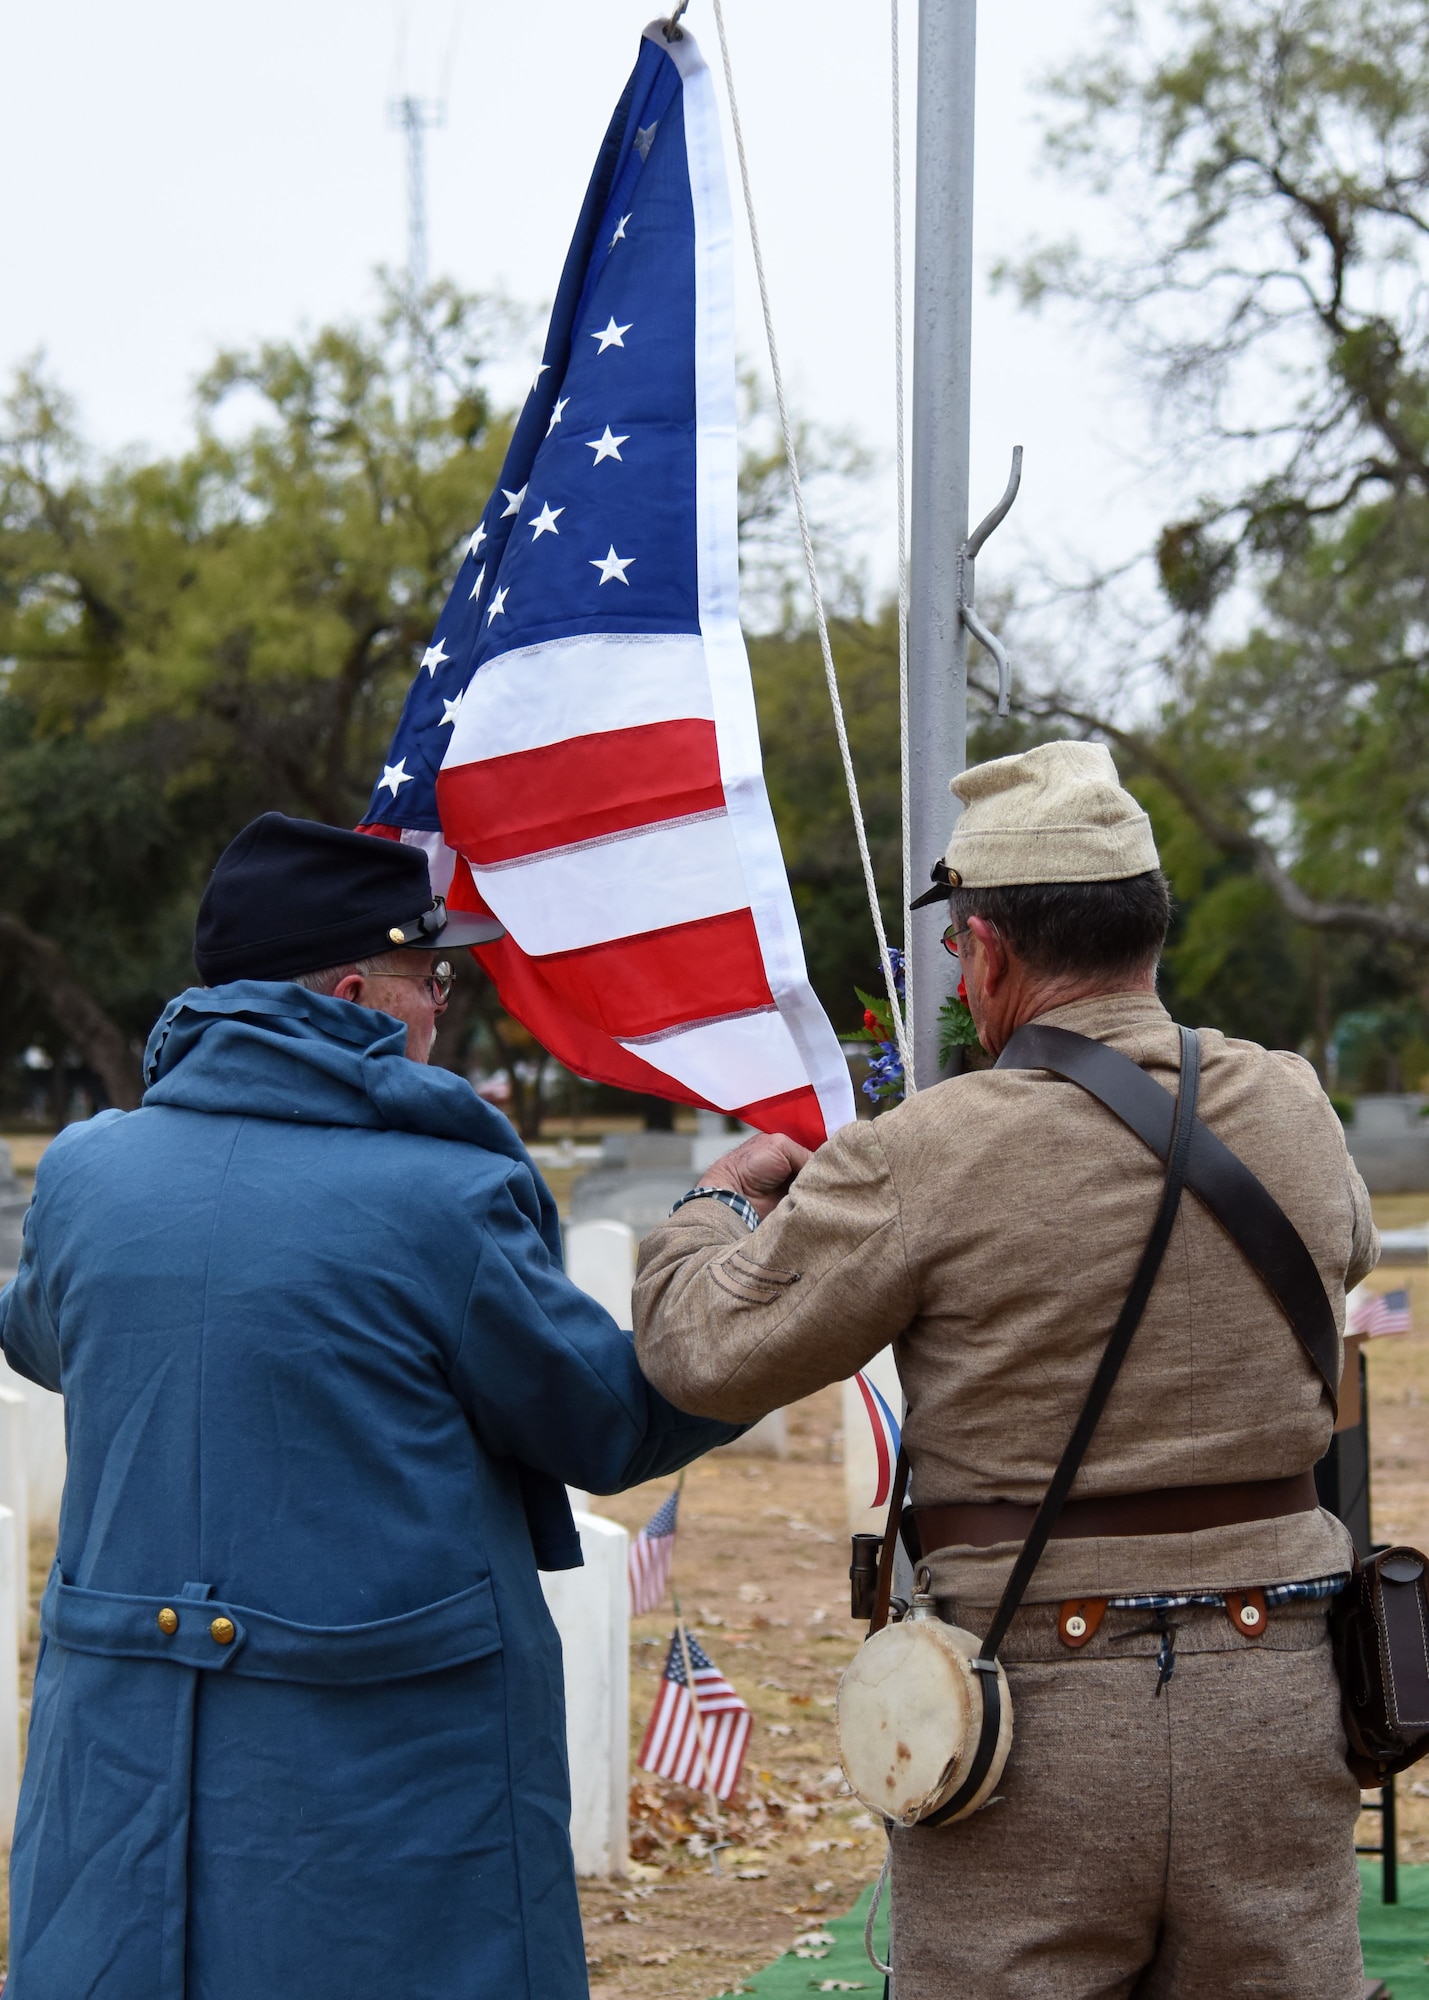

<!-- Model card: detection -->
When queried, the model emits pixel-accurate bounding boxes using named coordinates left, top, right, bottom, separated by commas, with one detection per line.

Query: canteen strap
left=867, top=1446, right=911, bottom=1637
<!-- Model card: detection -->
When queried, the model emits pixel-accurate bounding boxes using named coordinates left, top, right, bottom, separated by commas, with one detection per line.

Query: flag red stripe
left=438, top=720, right=725, bottom=866
left=732, top=1085, right=828, bottom=1152
left=518, top=912, right=775, bottom=1040
left=446, top=860, right=830, bottom=1142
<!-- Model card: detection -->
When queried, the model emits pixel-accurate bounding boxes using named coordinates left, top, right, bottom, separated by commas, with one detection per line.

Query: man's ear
left=966, top=914, right=1007, bottom=993
left=331, top=972, right=365, bottom=1003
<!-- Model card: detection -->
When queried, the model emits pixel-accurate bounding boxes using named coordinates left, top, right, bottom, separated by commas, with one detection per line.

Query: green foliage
left=0, top=281, right=515, bottom=1091
left=938, top=994, right=982, bottom=1064
left=995, top=0, right=1429, bottom=1062
left=748, top=609, right=905, bottom=1028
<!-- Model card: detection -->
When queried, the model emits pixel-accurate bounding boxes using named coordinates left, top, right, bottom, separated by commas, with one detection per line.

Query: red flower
left=863, top=1009, right=881, bottom=1035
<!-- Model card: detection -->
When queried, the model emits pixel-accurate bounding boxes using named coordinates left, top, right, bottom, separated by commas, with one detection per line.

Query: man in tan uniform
left=634, top=741, right=1377, bottom=1999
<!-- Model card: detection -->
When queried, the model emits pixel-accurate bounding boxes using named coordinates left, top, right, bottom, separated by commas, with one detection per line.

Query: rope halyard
left=891, top=0, right=914, bottom=1076
left=710, top=0, right=913, bottom=1083
left=864, top=1842, right=894, bottom=1976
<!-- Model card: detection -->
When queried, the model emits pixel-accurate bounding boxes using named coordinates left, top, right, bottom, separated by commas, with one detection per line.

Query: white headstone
left=720, top=1407, right=789, bottom=1457
left=844, top=1345, right=903, bottom=1533
left=0, top=1505, right=20, bottom=1841
left=0, top=1389, right=29, bottom=1632
left=563, top=1220, right=638, bottom=1329
left=540, top=1510, right=630, bottom=1878
left=0, top=1357, right=63, bottom=1532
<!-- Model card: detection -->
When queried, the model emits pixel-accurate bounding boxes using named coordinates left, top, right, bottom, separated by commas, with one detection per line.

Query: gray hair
left=292, top=948, right=412, bottom=996
left=945, top=872, right=1171, bottom=979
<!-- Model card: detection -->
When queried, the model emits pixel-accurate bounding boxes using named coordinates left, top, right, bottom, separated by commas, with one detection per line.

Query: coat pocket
left=708, top=1248, right=802, bottom=1307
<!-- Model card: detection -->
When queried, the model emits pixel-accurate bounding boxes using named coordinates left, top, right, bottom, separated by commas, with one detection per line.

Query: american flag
left=358, top=23, right=853, bottom=1151
left=855, top=1367, right=902, bottom=1508
left=638, top=1627, right=751, bottom=1800
left=1351, top=1288, right=1414, bottom=1337
left=629, top=1487, right=680, bottom=1616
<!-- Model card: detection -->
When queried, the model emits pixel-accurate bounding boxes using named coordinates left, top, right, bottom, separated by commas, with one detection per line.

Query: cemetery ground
left=0, top=1143, right=1426, bottom=1991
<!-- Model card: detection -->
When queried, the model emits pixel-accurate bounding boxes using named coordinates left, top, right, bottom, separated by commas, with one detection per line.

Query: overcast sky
left=2, top=0, right=1158, bottom=622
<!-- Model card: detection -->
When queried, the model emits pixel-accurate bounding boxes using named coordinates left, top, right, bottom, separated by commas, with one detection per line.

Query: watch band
left=669, top=1186, right=760, bottom=1232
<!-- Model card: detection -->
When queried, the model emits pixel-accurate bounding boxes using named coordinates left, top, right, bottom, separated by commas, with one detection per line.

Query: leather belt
left=914, top=1471, right=1320, bottom=1551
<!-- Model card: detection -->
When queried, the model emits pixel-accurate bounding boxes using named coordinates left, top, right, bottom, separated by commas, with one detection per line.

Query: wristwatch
left=669, top=1186, right=760, bottom=1232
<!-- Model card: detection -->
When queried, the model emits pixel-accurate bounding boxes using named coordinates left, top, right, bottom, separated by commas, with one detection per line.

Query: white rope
left=864, top=1841, right=894, bottom=1976
left=891, top=0, right=913, bottom=1075
left=710, top=0, right=912, bottom=1081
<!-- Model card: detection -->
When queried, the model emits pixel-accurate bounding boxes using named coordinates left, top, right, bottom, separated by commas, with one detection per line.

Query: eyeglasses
left=941, top=925, right=972, bottom=958
left=375, top=959, right=454, bottom=1005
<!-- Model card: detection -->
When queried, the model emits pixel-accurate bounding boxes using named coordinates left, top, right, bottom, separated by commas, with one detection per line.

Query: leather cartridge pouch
left=1331, top=1547, right=1429, bottom=1787
left=836, top=1023, right=1203, bottom=1828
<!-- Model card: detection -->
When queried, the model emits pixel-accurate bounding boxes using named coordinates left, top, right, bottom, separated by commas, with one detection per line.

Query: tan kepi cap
left=938, top=740, right=1159, bottom=890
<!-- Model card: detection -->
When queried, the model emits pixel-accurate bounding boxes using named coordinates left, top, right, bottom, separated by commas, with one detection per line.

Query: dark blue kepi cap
left=193, top=813, right=503, bottom=986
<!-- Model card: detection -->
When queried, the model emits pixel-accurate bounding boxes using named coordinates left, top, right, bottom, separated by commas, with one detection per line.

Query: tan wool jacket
left=633, top=993, right=1379, bottom=1604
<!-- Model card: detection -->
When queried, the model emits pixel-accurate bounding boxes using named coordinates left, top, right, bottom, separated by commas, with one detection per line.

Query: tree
left=1001, top=0, right=1429, bottom=967
left=0, top=281, right=515, bottom=1105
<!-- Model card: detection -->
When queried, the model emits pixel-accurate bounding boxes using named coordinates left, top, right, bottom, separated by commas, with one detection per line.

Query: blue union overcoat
left=0, top=982, right=735, bottom=1999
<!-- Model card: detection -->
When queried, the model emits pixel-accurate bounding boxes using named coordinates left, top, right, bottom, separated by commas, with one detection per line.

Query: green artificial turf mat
left=715, top=1881, right=885, bottom=1996
left=1360, top=1858, right=1429, bottom=1998
left=710, top=1862, right=1428, bottom=1997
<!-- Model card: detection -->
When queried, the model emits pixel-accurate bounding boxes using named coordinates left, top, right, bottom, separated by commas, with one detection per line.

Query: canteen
left=836, top=1593, right=1013, bottom=1826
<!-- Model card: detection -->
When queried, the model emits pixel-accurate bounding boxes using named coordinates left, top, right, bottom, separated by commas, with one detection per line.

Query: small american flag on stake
left=629, top=1487, right=680, bottom=1616
left=1351, top=1288, right=1414, bottom=1337
left=638, top=1627, right=751, bottom=1801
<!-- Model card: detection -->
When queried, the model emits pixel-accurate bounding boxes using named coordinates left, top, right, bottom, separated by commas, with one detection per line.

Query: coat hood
left=143, top=981, right=539, bottom=1177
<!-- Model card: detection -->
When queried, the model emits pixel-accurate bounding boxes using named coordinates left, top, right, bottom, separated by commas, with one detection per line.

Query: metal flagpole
left=905, top=0, right=977, bottom=1090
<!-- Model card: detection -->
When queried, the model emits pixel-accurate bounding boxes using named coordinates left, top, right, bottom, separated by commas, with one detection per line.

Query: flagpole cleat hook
left=958, top=446, right=1022, bottom=717
left=661, top=0, right=691, bottom=40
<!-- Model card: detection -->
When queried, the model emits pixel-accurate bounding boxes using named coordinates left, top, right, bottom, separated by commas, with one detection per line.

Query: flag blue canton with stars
left=364, top=32, right=699, bottom=829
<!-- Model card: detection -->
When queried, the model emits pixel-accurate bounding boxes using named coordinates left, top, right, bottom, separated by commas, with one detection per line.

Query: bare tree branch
left=975, top=676, right=1429, bottom=951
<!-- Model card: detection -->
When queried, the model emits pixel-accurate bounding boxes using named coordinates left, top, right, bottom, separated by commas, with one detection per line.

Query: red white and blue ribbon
left=854, top=1368, right=902, bottom=1509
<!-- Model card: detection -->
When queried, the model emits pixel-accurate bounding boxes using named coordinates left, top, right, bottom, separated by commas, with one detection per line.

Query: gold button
left=157, top=1607, right=179, bottom=1636
left=388, top=926, right=406, bottom=944
left=210, top=1616, right=236, bottom=1646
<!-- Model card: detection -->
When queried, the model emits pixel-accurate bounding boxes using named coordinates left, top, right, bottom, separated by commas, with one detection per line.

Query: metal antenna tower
left=388, top=94, right=446, bottom=302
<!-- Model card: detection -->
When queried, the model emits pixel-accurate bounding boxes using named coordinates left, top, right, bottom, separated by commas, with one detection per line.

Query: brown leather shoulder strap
left=867, top=1446, right=909, bottom=1636
left=996, top=1022, right=1339, bottom=1406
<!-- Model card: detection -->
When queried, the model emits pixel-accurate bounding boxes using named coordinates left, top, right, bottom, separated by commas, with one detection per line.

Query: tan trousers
left=888, top=1599, right=1362, bottom=1999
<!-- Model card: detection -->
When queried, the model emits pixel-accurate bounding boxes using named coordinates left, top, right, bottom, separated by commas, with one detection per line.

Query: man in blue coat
left=0, top=814, right=737, bottom=2000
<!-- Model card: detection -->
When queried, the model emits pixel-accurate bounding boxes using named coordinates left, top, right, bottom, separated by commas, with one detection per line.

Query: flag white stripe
left=471, top=812, right=748, bottom=955
left=444, top=631, right=714, bottom=765
left=646, top=1686, right=681, bottom=1770
left=620, top=1006, right=808, bottom=1109
left=660, top=23, right=856, bottom=1143
left=671, top=1706, right=700, bottom=1787
left=396, top=826, right=459, bottom=897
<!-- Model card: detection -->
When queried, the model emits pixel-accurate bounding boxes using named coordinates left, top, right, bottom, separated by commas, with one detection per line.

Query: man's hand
left=697, top=1132, right=811, bottom=1220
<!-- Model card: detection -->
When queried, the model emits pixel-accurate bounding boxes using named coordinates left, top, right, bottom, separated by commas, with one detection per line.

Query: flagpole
left=671, top=1594, right=728, bottom=1873
left=905, top=0, right=976, bottom=1089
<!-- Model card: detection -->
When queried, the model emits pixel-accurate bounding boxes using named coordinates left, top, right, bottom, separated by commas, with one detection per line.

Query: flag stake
left=671, top=1593, right=730, bottom=1875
